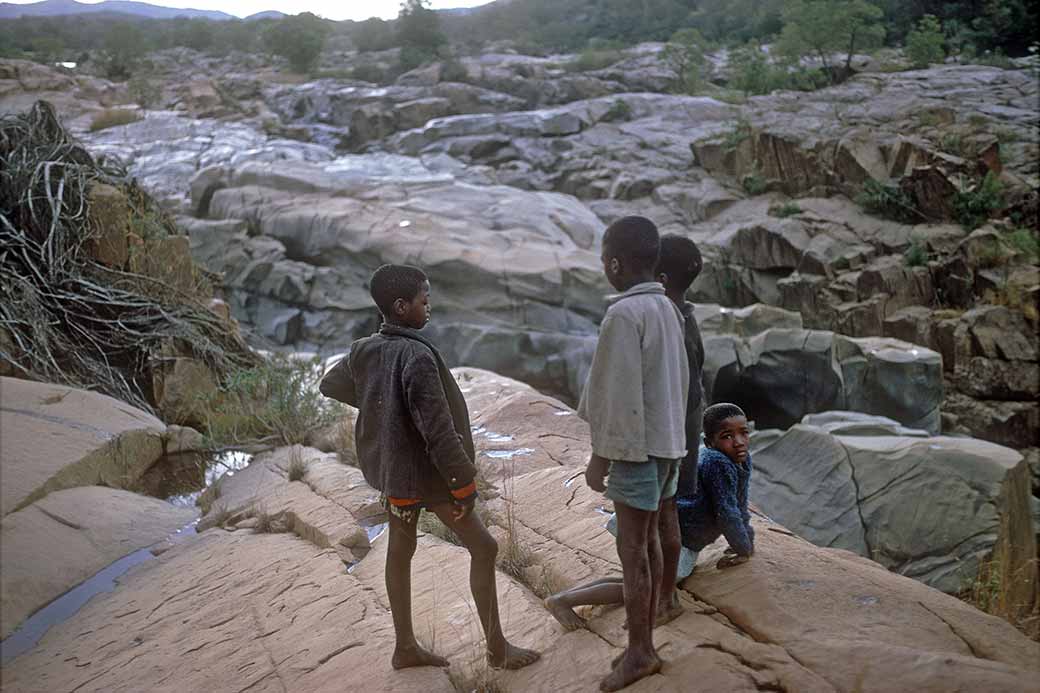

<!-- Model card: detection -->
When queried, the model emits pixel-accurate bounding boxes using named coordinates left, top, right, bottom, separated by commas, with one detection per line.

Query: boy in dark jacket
left=678, top=403, right=755, bottom=569
left=319, top=264, right=539, bottom=672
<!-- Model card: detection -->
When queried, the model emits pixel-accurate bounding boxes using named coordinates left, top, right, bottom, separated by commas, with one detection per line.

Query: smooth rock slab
left=0, top=378, right=173, bottom=516
left=750, top=423, right=1038, bottom=603
left=0, top=530, right=454, bottom=693
left=0, top=487, right=196, bottom=639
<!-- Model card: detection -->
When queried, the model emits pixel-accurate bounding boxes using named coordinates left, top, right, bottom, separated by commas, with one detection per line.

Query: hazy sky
left=9, top=0, right=494, bottom=21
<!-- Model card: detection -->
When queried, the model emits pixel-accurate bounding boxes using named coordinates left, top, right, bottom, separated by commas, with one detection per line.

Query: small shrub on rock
left=904, top=239, right=928, bottom=267
left=772, top=201, right=802, bottom=218
left=742, top=172, right=768, bottom=196
left=197, top=354, right=347, bottom=448
left=1006, top=227, right=1039, bottom=263
left=856, top=178, right=920, bottom=223
left=906, top=15, right=945, bottom=68
left=953, top=171, right=1004, bottom=230
left=602, top=99, right=632, bottom=122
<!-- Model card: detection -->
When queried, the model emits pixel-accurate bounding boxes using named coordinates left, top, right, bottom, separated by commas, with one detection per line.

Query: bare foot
left=610, top=647, right=662, bottom=670
left=655, top=592, right=684, bottom=627
left=392, top=644, right=449, bottom=670
left=545, top=595, right=587, bottom=631
left=488, top=642, right=541, bottom=670
left=600, top=650, right=662, bottom=692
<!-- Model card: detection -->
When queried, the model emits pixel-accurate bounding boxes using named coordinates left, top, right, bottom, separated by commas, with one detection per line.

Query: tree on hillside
left=661, top=28, right=708, bottom=94
left=776, top=0, right=886, bottom=82
left=905, top=14, right=945, bottom=68
left=396, top=0, right=447, bottom=70
left=263, top=12, right=331, bottom=74
left=101, top=21, right=146, bottom=80
left=353, top=17, right=396, bottom=53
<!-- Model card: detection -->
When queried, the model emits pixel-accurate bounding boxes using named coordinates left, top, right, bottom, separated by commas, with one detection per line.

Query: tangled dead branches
left=0, top=101, right=257, bottom=412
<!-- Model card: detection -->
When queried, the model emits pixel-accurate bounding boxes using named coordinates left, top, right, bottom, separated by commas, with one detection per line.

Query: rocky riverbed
left=1, top=40, right=1038, bottom=686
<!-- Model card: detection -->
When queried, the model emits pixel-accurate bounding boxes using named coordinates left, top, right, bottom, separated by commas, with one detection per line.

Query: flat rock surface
left=3, top=369, right=1036, bottom=691
left=0, top=377, right=167, bottom=516
left=0, top=486, right=196, bottom=639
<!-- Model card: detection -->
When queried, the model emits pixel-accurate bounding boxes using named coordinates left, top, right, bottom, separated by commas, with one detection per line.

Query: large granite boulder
left=185, top=155, right=608, bottom=354
left=699, top=311, right=943, bottom=432
left=750, top=415, right=1038, bottom=609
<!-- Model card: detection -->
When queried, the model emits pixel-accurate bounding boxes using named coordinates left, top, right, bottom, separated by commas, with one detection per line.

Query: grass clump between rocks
left=856, top=178, right=920, bottom=224
left=904, top=239, right=928, bottom=267
left=771, top=201, right=802, bottom=218
left=953, top=171, right=1004, bottom=230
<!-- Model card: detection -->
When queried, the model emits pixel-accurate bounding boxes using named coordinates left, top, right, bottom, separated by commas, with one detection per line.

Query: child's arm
left=319, top=355, right=357, bottom=406
left=402, top=350, right=478, bottom=504
left=702, top=460, right=753, bottom=557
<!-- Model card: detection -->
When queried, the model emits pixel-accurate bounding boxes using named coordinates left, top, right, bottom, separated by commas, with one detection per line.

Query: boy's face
left=709, top=415, right=750, bottom=464
left=394, top=280, right=431, bottom=329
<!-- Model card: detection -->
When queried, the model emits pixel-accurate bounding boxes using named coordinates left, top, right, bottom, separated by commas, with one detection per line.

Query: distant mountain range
left=0, top=0, right=286, bottom=20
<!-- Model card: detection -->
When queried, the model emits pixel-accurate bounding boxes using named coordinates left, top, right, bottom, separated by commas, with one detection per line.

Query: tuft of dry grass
left=89, top=108, right=142, bottom=132
left=287, top=446, right=307, bottom=482
left=249, top=504, right=281, bottom=533
left=961, top=557, right=1040, bottom=641
left=208, top=501, right=232, bottom=528
left=446, top=658, right=505, bottom=693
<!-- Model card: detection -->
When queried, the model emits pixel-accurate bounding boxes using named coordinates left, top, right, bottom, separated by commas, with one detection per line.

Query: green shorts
left=606, top=457, right=680, bottom=512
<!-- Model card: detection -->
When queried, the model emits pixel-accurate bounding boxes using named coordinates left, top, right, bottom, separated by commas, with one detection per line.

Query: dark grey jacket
left=676, top=301, right=706, bottom=499
left=319, top=324, right=477, bottom=503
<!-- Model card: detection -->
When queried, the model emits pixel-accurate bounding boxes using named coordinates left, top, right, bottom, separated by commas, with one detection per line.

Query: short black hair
left=369, top=264, right=427, bottom=317
left=603, top=216, right=660, bottom=273
left=656, top=234, right=702, bottom=293
left=703, top=403, right=747, bottom=443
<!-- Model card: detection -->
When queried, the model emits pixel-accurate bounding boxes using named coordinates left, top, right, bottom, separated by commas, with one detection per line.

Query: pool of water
left=0, top=522, right=198, bottom=665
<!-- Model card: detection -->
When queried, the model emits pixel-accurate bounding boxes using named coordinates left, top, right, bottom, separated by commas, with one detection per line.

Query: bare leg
left=601, top=503, right=662, bottom=692
left=430, top=503, right=540, bottom=670
left=545, top=577, right=624, bottom=630
left=386, top=512, right=449, bottom=669
left=656, top=497, right=684, bottom=626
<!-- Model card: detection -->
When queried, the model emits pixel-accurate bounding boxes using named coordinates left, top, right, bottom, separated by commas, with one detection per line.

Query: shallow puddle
left=483, top=448, right=534, bottom=460
left=0, top=522, right=198, bottom=665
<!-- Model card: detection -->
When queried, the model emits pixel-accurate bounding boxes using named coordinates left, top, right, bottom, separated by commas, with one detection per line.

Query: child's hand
left=585, top=454, right=609, bottom=492
left=716, top=554, right=749, bottom=570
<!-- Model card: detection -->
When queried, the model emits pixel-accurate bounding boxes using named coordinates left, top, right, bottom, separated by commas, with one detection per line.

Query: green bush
left=602, top=98, right=633, bottom=122
left=351, top=63, right=389, bottom=84
left=906, top=14, right=945, bottom=68
left=440, top=57, right=469, bottom=82
left=904, top=239, right=928, bottom=267
left=567, top=41, right=624, bottom=72
left=953, top=172, right=1003, bottom=230
left=742, top=172, right=768, bottom=196
left=723, top=120, right=752, bottom=152
left=856, top=178, right=920, bottom=223
left=127, top=74, right=161, bottom=108
left=1005, top=227, right=1038, bottom=263
left=197, top=353, right=346, bottom=448
left=662, top=28, right=708, bottom=94
left=263, top=13, right=330, bottom=74
left=772, top=201, right=802, bottom=217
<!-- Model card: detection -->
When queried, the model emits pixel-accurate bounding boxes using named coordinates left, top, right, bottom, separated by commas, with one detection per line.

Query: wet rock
left=0, top=486, right=195, bottom=638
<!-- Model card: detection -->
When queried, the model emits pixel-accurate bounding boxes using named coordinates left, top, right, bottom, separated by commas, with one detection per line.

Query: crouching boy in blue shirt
left=679, top=403, right=755, bottom=569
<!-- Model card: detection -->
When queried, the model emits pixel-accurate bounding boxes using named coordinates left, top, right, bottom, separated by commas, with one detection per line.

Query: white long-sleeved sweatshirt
left=577, top=282, right=689, bottom=462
